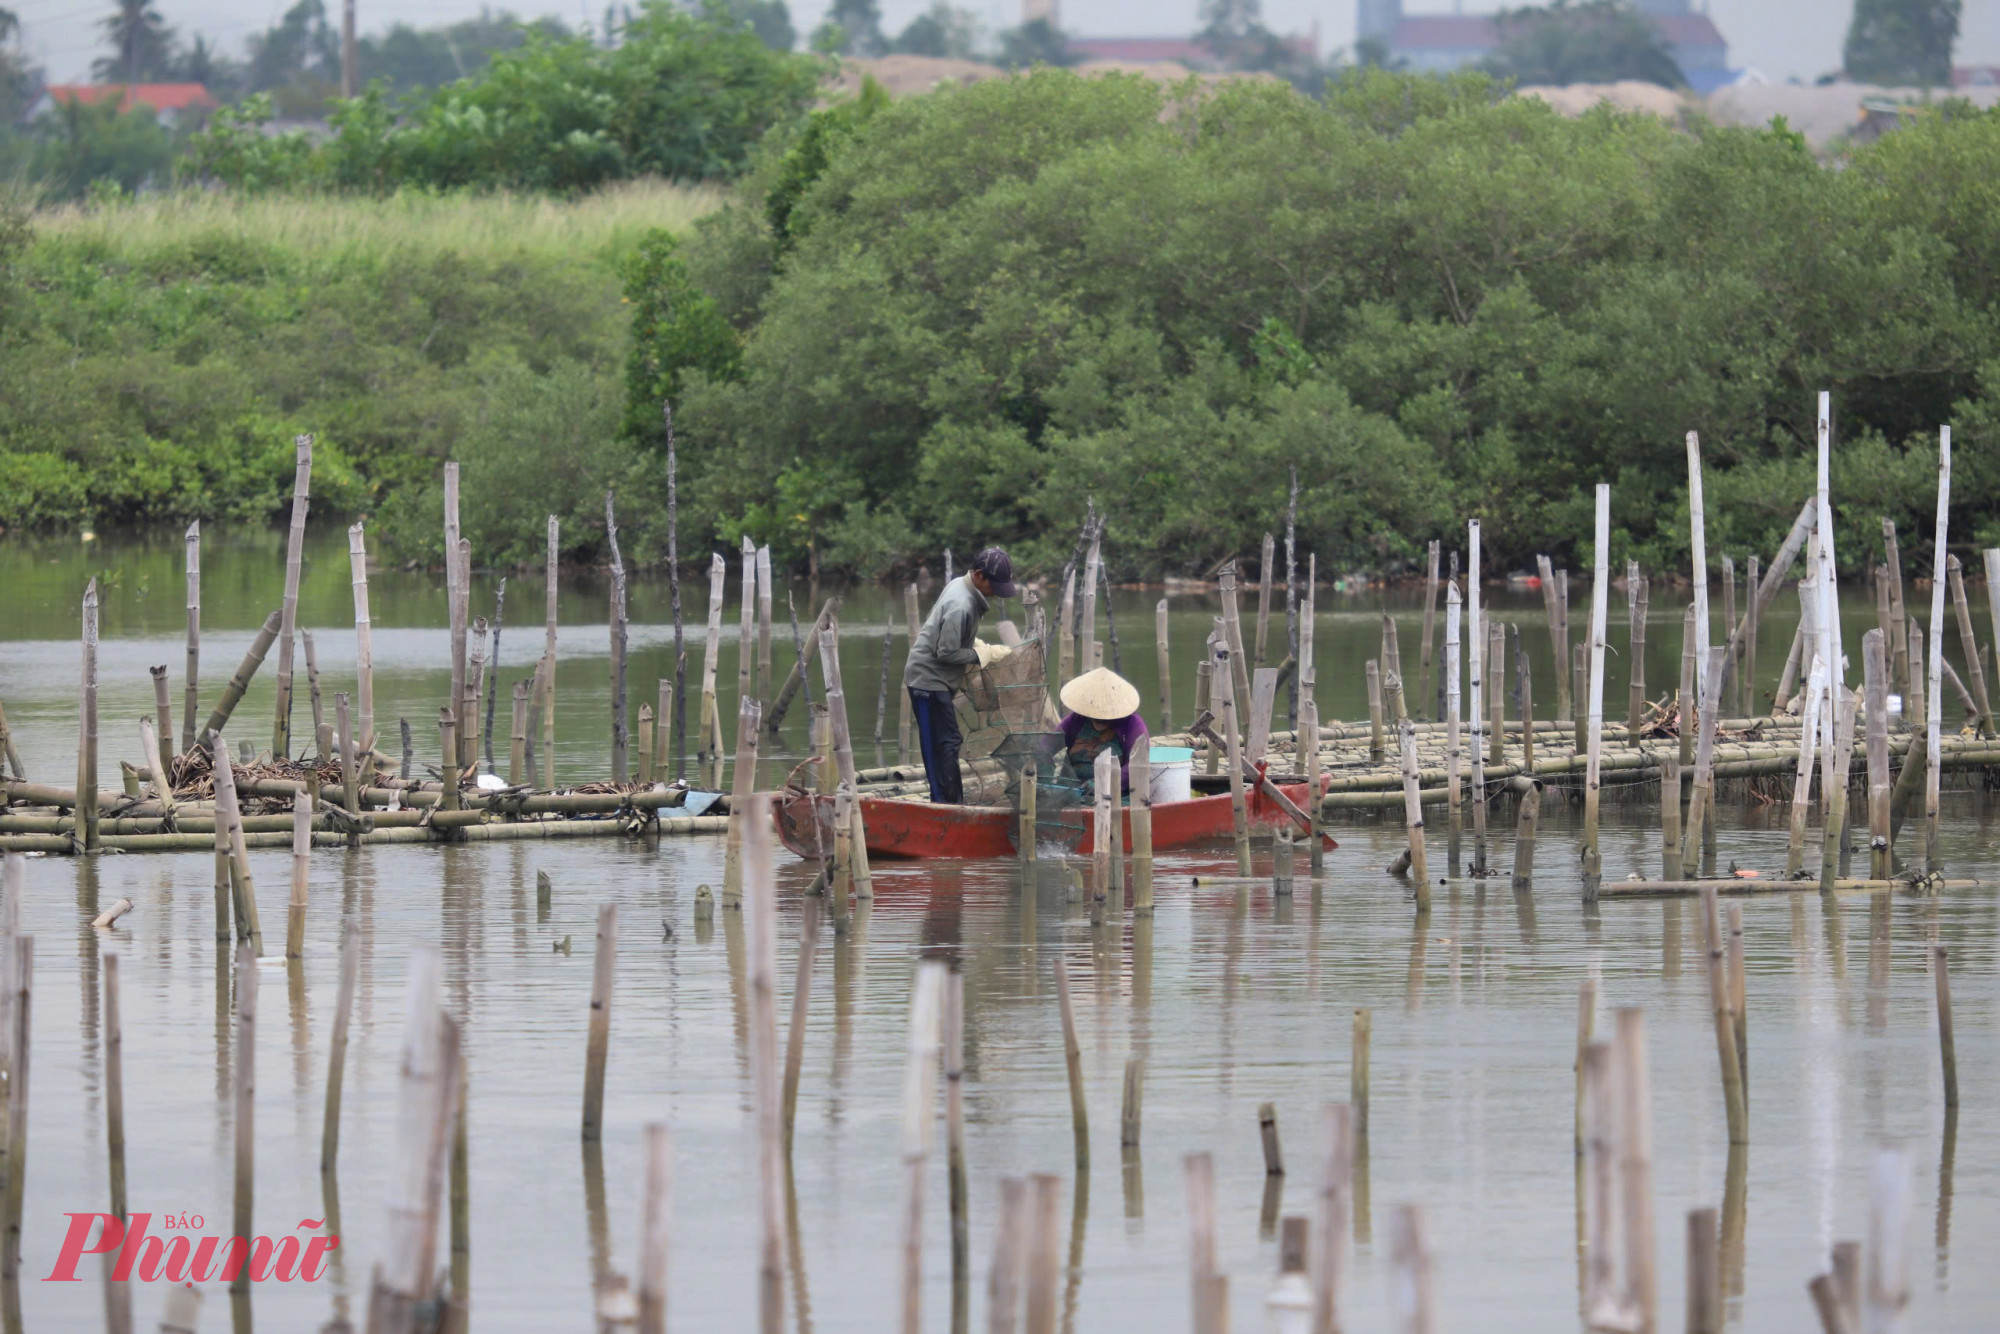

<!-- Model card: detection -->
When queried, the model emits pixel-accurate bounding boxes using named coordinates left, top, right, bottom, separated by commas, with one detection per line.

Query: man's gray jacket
left=902, top=575, right=989, bottom=693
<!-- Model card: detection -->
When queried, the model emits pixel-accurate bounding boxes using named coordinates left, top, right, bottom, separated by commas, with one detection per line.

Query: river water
left=0, top=529, right=1992, bottom=1331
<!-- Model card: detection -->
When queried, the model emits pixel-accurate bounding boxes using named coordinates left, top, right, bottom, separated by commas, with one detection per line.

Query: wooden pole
left=1366, top=661, right=1385, bottom=763
left=453, top=540, right=474, bottom=771
left=766, top=596, right=841, bottom=736
left=230, top=940, right=257, bottom=1296
left=103, top=947, right=127, bottom=1219
left=212, top=746, right=262, bottom=954
left=1019, top=759, right=1038, bottom=868
left=348, top=521, right=377, bottom=752
left=1419, top=540, right=1440, bottom=723
left=182, top=520, right=201, bottom=753
left=1399, top=719, right=1429, bottom=911
left=1581, top=1041, right=1617, bottom=1324
left=1947, top=554, right=1991, bottom=734
left=511, top=681, right=531, bottom=786
left=1120, top=1057, right=1144, bottom=1149
left=1054, top=955, right=1088, bottom=1170
left=321, top=917, right=360, bottom=1172
left=898, top=962, right=946, bottom=1334
left=1255, top=532, right=1276, bottom=666
left=1351, top=1008, right=1371, bottom=1142
left=637, top=1123, right=672, bottom=1334
left=1926, top=427, right=1951, bottom=872
left=1583, top=483, right=1610, bottom=894
left=1510, top=782, right=1538, bottom=893
left=1081, top=524, right=1103, bottom=672
left=76, top=580, right=99, bottom=852
left=543, top=515, right=559, bottom=791
left=148, top=665, right=174, bottom=779
left=438, top=708, right=461, bottom=812
left=1885, top=520, right=1911, bottom=705
left=1745, top=555, right=1760, bottom=714
left=875, top=615, right=894, bottom=753
left=305, top=629, right=328, bottom=762
left=1220, top=564, right=1253, bottom=721
left=1616, top=1007, right=1657, bottom=1334
left=1155, top=599, right=1173, bottom=733
left=817, top=629, right=873, bottom=899
left=1257, top=1102, right=1285, bottom=1176
left=1574, top=974, right=1596, bottom=1157
left=274, top=434, right=313, bottom=758
left=581, top=902, right=618, bottom=1141
left=1688, top=432, right=1712, bottom=708
left=1468, top=520, right=1488, bottom=876
left=1701, top=887, right=1747, bottom=1146
left=1933, top=945, right=1958, bottom=1109
left=1865, top=631, right=1892, bottom=878
left=1489, top=621, right=1507, bottom=766
left=722, top=698, right=765, bottom=905
left=1023, top=1173, right=1062, bottom=1334
left=0, top=931, right=26, bottom=1296
left=944, top=968, right=969, bottom=1330
left=1184, top=1152, right=1222, bottom=1334
left=364, top=944, right=461, bottom=1332
left=739, top=535, right=758, bottom=704
left=1195, top=661, right=1216, bottom=776
left=757, top=544, right=774, bottom=697
left=1516, top=628, right=1534, bottom=775
left=1213, top=634, right=1252, bottom=875
left=1727, top=902, right=1748, bottom=1102
left=1681, top=648, right=1728, bottom=879
left=741, top=793, right=786, bottom=1334
left=654, top=679, right=673, bottom=782
left=1722, top=555, right=1739, bottom=716
left=1092, top=749, right=1115, bottom=907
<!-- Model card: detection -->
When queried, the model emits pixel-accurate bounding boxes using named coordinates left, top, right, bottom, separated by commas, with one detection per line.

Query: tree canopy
left=1844, top=0, right=1961, bottom=87
left=1482, top=0, right=1684, bottom=89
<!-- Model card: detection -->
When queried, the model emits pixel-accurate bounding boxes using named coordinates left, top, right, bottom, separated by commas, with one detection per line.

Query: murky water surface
left=0, top=530, right=1993, bottom=1331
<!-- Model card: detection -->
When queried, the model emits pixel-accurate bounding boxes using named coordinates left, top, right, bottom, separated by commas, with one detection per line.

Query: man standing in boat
left=905, top=547, right=1016, bottom=803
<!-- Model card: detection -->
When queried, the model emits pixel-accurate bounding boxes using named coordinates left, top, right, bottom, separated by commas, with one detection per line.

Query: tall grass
left=28, top=178, right=726, bottom=270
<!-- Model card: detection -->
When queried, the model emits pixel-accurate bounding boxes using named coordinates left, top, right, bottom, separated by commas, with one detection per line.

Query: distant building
left=1954, top=66, right=2000, bottom=87
left=1066, top=34, right=1318, bottom=66
left=1359, top=1, right=1734, bottom=93
left=34, top=84, right=218, bottom=127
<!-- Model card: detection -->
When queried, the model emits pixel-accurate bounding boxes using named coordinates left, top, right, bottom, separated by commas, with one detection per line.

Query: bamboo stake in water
left=581, top=902, right=618, bottom=1141
left=274, top=435, right=313, bottom=758
left=1220, top=564, right=1253, bottom=722
left=902, top=582, right=921, bottom=763
left=1018, top=759, right=1037, bottom=868
left=348, top=521, right=376, bottom=752
left=943, top=968, right=970, bottom=1328
left=1489, top=621, right=1507, bottom=765
left=1681, top=648, right=1728, bottom=879
left=201, top=608, right=283, bottom=746
left=757, top=544, right=774, bottom=696
left=543, top=514, right=559, bottom=791
left=1184, top=1152, right=1222, bottom=1334
left=1398, top=719, right=1429, bottom=910
left=1744, top=556, right=1761, bottom=714
left=1511, top=783, right=1538, bottom=893
left=77, top=580, right=99, bottom=853
left=213, top=745, right=263, bottom=954
left=1120, top=1057, right=1144, bottom=1149
left=1445, top=583, right=1463, bottom=877
left=1722, top=554, right=1739, bottom=715
left=781, top=897, right=820, bottom=1153
left=230, top=940, right=257, bottom=1295
left=739, top=535, right=758, bottom=703
left=740, top=794, right=786, bottom=1334
left=699, top=555, right=727, bottom=788
left=635, top=1122, right=672, bottom=1334
left=287, top=790, right=311, bottom=959
left=1418, top=540, right=1440, bottom=722
left=1213, top=635, right=1252, bottom=875
left=337, top=691, right=359, bottom=837
left=1616, top=1008, right=1657, bottom=1333
left=1864, top=631, right=1892, bottom=878
left=1352, top=1008, right=1371, bottom=1142
left=1727, top=903, right=1747, bottom=1102
left=1092, top=749, right=1116, bottom=906
left=1925, top=427, right=1951, bottom=872
left=1054, top=956, right=1088, bottom=1170
left=305, top=629, right=328, bottom=761
left=1366, top=660, right=1385, bottom=763
left=511, top=681, right=530, bottom=787
left=1130, top=744, right=1154, bottom=913
left=987, top=1178, right=1028, bottom=1334
left=1685, top=1207, right=1721, bottom=1334
left=722, top=698, right=765, bottom=905
left=1311, top=1103, right=1352, bottom=1334
left=183, top=520, right=201, bottom=753
left=1468, top=520, right=1488, bottom=876
left=1081, top=526, right=1102, bottom=672
left=365, top=945, right=461, bottom=1332
left=1023, top=1173, right=1062, bottom=1334
left=1583, top=484, right=1610, bottom=895
left=1934, top=945, right=1958, bottom=1109
left=898, top=962, right=946, bottom=1334
left=1700, top=888, right=1747, bottom=1146
left=321, top=917, right=360, bottom=1172
left=148, top=664, right=174, bottom=779
left=103, top=949, right=127, bottom=1222
left=1155, top=599, right=1173, bottom=732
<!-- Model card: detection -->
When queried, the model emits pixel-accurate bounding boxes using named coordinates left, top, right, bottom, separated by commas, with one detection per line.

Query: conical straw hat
left=1059, top=667, right=1141, bottom=721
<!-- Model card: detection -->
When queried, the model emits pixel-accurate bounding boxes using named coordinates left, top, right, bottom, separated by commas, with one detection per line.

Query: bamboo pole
left=1926, top=427, right=1951, bottom=872
left=438, top=708, right=460, bottom=813
left=1865, top=631, right=1891, bottom=878
left=779, top=882, right=819, bottom=1151
left=337, top=691, right=359, bottom=839
left=1510, top=782, right=1538, bottom=892
left=757, top=545, right=774, bottom=696
left=321, top=917, right=359, bottom=1172
left=581, top=902, right=617, bottom=1141
left=1184, top=1152, right=1222, bottom=1334
left=0, top=700, right=20, bottom=783
left=898, top=961, right=946, bottom=1334
left=1688, top=432, right=1712, bottom=706
left=1311, top=1104, right=1352, bottom=1334
left=1445, top=583, right=1462, bottom=877
left=1905, top=616, right=1925, bottom=753
left=1399, top=719, right=1429, bottom=911
left=305, top=629, right=328, bottom=761
left=1254, top=532, right=1275, bottom=666
left=741, top=793, right=786, bottom=1334
left=699, top=555, right=727, bottom=789
left=365, top=945, right=461, bottom=1333
left=1745, top=555, right=1761, bottom=713
left=1081, top=525, right=1102, bottom=672
left=138, top=718, right=174, bottom=827
left=1616, top=1008, right=1657, bottom=1333
left=637, top=1123, right=672, bottom=1334
left=1516, top=628, right=1535, bottom=774
left=739, top=535, right=757, bottom=704
left=1774, top=617, right=1805, bottom=715
left=287, top=790, right=311, bottom=959
left=1947, top=555, right=1991, bottom=734
left=1722, top=555, right=1739, bottom=716
left=1681, top=648, right=1728, bottom=879
left=655, top=679, right=673, bottom=782
left=1120, top=1057, right=1143, bottom=1151
left=1023, top=1173, right=1062, bottom=1334
left=1489, top=621, right=1507, bottom=766
left=1366, top=661, right=1385, bottom=763
left=0, top=934, right=28, bottom=1296
left=1419, top=540, right=1440, bottom=723
left=1700, top=887, right=1747, bottom=1146
left=722, top=698, right=764, bottom=905
left=817, top=629, right=873, bottom=899
left=230, top=940, right=257, bottom=1296
left=1727, top=902, right=1747, bottom=1102
left=1985, top=549, right=2000, bottom=727
left=274, top=435, right=312, bottom=758
left=543, top=515, right=559, bottom=791
left=1685, top=1207, right=1720, bottom=1334
left=212, top=745, right=262, bottom=954
left=1580, top=1041, right=1617, bottom=1324
left=1131, top=743, right=1155, bottom=912
left=1885, top=520, right=1911, bottom=705
left=76, top=580, right=99, bottom=852
left=182, top=520, right=201, bottom=753
left=1574, top=975, right=1596, bottom=1157
left=1054, top=955, right=1088, bottom=1170
left=1679, top=605, right=1698, bottom=775
left=1583, top=484, right=1610, bottom=894
left=1933, top=945, right=1957, bottom=1109
left=1822, top=685, right=1859, bottom=889
left=767, top=596, right=839, bottom=736
left=1155, top=599, right=1173, bottom=732
left=1220, top=564, right=1253, bottom=723
left=1018, top=759, right=1037, bottom=868
left=1195, top=661, right=1215, bottom=776
left=1213, top=634, right=1252, bottom=876
left=1352, top=1008, right=1371, bottom=1141
left=345, top=521, right=377, bottom=752
left=511, top=682, right=530, bottom=786
left=942, top=968, right=970, bottom=1329
left=148, top=665, right=173, bottom=778
left=1468, top=520, right=1488, bottom=876
left=103, top=946, right=127, bottom=1219
left=201, top=609, right=283, bottom=745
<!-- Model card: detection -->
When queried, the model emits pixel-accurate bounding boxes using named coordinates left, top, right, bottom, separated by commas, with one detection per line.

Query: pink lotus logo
left=45, top=1214, right=339, bottom=1284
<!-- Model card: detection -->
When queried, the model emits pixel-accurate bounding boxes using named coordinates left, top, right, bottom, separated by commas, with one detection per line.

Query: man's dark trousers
left=909, top=688, right=963, bottom=804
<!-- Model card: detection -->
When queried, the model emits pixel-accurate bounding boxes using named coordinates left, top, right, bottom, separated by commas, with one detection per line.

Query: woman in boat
left=1057, top=667, right=1149, bottom=799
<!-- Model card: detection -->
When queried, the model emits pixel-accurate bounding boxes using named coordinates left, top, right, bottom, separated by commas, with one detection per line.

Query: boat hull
left=775, top=782, right=1330, bottom=861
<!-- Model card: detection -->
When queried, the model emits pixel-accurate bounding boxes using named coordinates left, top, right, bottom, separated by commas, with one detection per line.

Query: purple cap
left=971, top=547, right=1017, bottom=598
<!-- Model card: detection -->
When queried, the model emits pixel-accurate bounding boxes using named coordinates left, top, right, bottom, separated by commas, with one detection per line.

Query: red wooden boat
left=775, top=779, right=1332, bottom=862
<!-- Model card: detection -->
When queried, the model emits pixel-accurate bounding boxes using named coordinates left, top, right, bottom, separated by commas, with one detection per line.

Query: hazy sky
left=16, top=0, right=2000, bottom=87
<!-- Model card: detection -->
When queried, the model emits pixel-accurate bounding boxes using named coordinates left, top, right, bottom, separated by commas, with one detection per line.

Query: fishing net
left=958, top=636, right=1088, bottom=850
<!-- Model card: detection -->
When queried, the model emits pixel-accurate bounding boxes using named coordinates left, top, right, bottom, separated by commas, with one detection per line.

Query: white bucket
left=1148, top=745, right=1194, bottom=805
